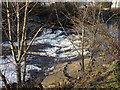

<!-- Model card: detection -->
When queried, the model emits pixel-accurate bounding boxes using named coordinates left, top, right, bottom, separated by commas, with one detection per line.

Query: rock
left=41, top=63, right=68, bottom=88
left=112, top=60, right=120, bottom=65
left=27, top=70, right=45, bottom=88
left=51, top=27, right=67, bottom=32
left=41, top=59, right=92, bottom=88
left=28, top=16, right=40, bottom=21
left=34, top=77, right=44, bottom=88
left=42, top=71, right=68, bottom=88
left=101, top=10, right=111, bottom=22
left=77, top=76, right=82, bottom=80
left=59, top=81, right=63, bottom=86
left=66, top=61, right=81, bottom=78
left=102, top=64, right=110, bottom=68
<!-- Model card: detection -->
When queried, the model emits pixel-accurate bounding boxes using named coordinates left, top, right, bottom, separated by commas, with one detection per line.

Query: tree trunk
left=118, top=19, right=120, bottom=59
left=16, top=64, right=21, bottom=88
left=81, top=26, right=85, bottom=72
left=23, top=31, right=27, bottom=86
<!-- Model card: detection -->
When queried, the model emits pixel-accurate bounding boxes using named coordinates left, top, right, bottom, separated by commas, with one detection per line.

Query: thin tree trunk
left=23, top=56, right=27, bottom=86
left=81, top=25, right=85, bottom=72
left=118, top=19, right=120, bottom=59
left=6, top=1, right=17, bottom=63
left=17, top=2, right=21, bottom=63
left=81, top=7, right=87, bottom=72
left=23, top=29, right=27, bottom=86
left=18, top=2, right=28, bottom=61
left=16, top=63, right=21, bottom=88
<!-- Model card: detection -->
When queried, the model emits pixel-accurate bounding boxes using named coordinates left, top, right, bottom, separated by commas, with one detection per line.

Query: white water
left=1, top=28, right=90, bottom=88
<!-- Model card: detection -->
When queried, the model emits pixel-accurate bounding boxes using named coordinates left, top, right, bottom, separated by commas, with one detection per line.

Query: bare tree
left=2, top=1, right=43, bottom=88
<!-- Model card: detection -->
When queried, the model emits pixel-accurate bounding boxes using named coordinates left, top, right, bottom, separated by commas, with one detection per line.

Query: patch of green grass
left=75, top=62, right=120, bottom=88
left=64, top=84, right=73, bottom=89
left=90, top=63, right=120, bottom=88
left=92, top=72, right=118, bottom=88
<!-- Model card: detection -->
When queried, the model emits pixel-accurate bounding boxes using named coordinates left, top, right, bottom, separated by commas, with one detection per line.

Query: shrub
left=101, top=2, right=112, bottom=8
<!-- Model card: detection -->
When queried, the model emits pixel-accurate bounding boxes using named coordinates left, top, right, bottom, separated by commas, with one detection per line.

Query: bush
left=101, top=2, right=112, bottom=8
